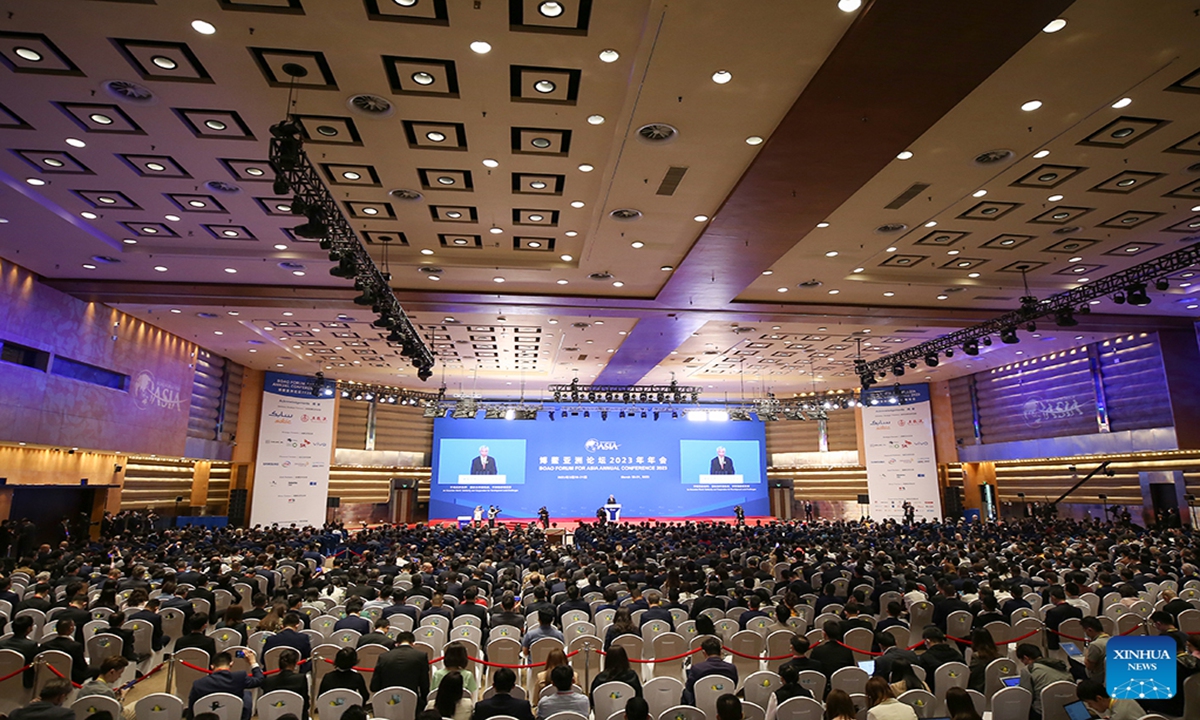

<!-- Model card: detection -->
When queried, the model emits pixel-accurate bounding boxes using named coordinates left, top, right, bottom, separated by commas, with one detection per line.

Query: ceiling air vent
left=103, top=80, right=154, bottom=104
left=732, top=326, right=756, bottom=334
left=1053, top=226, right=1083, bottom=235
left=885, top=183, right=930, bottom=210
left=389, top=189, right=424, bottom=201
left=347, top=93, right=394, bottom=117
left=588, top=271, right=613, bottom=281
left=876, top=223, right=908, bottom=234
left=206, top=180, right=241, bottom=194
left=278, top=261, right=305, bottom=270
left=1186, top=163, right=1200, bottom=174
left=91, top=255, right=120, bottom=264
left=974, top=295, right=1014, bottom=301
left=609, top=208, right=642, bottom=221
left=637, top=123, right=678, bottom=142
left=656, top=166, right=689, bottom=196
left=571, top=322, right=591, bottom=328
left=797, top=279, right=823, bottom=288
left=418, top=267, right=443, bottom=274
left=973, top=149, right=1013, bottom=165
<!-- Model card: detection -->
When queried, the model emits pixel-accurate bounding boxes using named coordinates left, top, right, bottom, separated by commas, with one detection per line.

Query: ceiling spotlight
left=963, top=340, right=979, bottom=356
left=1113, top=292, right=1126, bottom=304
left=482, top=158, right=499, bottom=168
left=838, top=0, right=862, bottom=11
left=711, top=70, right=732, bottom=84
left=1033, top=149, right=1051, bottom=158
left=972, top=190, right=987, bottom=198
left=587, top=114, right=605, bottom=125
left=578, top=163, right=594, bottom=172
left=892, top=363, right=905, bottom=377
left=1155, top=278, right=1169, bottom=291
left=599, top=49, right=620, bottom=63
left=1112, top=97, right=1132, bottom=109
left=1054, top=308, right=1078, bottom=327
left=746, top=136, right=764, bottom=146
left=560, top=254, right=573, bottom=262
left=538, top=1, right=564, bottom=17
left=1126, top=282, right=1151, bottom=306
left=1000, top=326, right=1019, bottom=344
left=1043, top=18, right=1067, bottom=33
left=896, top=151, right=914, bottom=160
left=470, top=41, right=492, bottom=54
left=924, top=353, right=939, bottom=368
left=534, top=79, right=556, bottom=93
left=694, top=215, right=709, bottom=222
left=191, top=19, right=217, bottom=34
left=65, top=138, right=86, bottom=148
left=1021, top=99, right=1043, bottom=112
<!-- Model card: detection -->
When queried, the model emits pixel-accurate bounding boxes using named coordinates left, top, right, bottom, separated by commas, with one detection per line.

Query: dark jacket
left=1044, top=602, right=1083, bottom=650
left=591, top=667, right=643, bottom=703
left=319, top=668, right=370, bottom=703
left=334, top=615, right=372, bottom=635
left=188, top=667, right=265, bottom=715
left=263, top=628, right=312, bottom=660
left=682, top=656, right=737, bottom=705
left=40, top=635, right=89, bottom=684
left=8, top=701, right=73, bottom=720
left=810, top=639, right=855, bottom=680
left=174, top=631, right=218, bottom=659
left=472, top=692, right=535, bottom=720
left=371, top=644, right=430, bottom=704
left=918, top=643, right=965, bottom=691
left=262, top=668, right=310, bottom=718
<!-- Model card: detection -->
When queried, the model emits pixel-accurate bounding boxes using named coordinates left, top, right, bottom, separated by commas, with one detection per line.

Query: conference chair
left=316, top=689, right=366, bottom=720
left=612, top=633, right=644, bottom=663
left=593, top=680, right=635, bottom=720
left=32, top=649, right=72, bottom=699
left=544, top=713, right=589, bottom=720
left=1184, top=671, right=1200, bottom=720
left=255, top=690, right=305, bottom=720
left=877, top=592, right=903, bottom=619
left=843, top=626, right=874, bottom=663
left=135, top=693, right=183, bottom=720
left=451, top=623, right=484, bottom=647
left=212, top=590, right=233, bottom=618
left=568, top=634, right=600, bottom=688
left=909, top=601, right=934, bottom=631
left=417, top=624, right=446, bottom=654
left=641, top=619, right=671, bottom=646
left=694, top=673, right=736, bottom=720
left=311, top=614, right=338, bottom=638
left=371, top=686, right=419, bottom=720
left=742, top=700, right=767, bottom=720
left=830, top=666, right=869, bottom=696
left=742, top=670, right=781, bottom=709
left=983, top=656, right=1023, bottom=702
left=1117, top=613, right=1146, bottom=636
left=0, top=649, right=31, bottom=716
left=765, top=630, right=793, bottom=673
left=897, top=689, right=937, bottom=718
left=194, top=693, right=241, bottom=720
left=71, top=695, right=122, bottom=720
left=932, top=661, right=968, bottom=706
left=657, top=705, right=706, bottom=720
left=388, top=613, right=415, bottom=633
left=775, top=696, right=824, bottom=720
left=651, top=631, right=688, bottom=679
left=643, top=676, right=684, bottom=719
left=1039, top=680, right=1079, bottom=720
left=945, top=611, right=973, bottom=645
left=714, top=618, right=739, bottom=645
left=86, top=633, right=124, bottom=671
left=486, top=636, right=521, bottom=683
left=990, top=686, right=1032, bottom=720
left=728, top=629, right=764, bottom=682
left=481, top=685, right=526, bottom=702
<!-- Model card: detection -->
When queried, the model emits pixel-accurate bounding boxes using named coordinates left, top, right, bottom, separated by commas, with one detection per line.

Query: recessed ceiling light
left=362, top=207, right=379, bottom=216
left=1048, top=194, right=1064, bottom=202
left=565, top=231, right=578, bottom=237
left=693, top=215, right=709, bottom=222
left=82, top=263, right=96, bottom=270
left=828, top=289, right=840, bottom=295
left=1032, top=150, right=1051, bottom=160
left=164, top=214, right=180, bottom=222
left=204, top=119, right=227, bottom=131
left=436, top=176, right=455, bottom=185
left=89, top=113, right=114, bottom=125
left=556, top=279, right=568, bottom=285
left=762, top=270, right=773, bottom=275
left=972, top=190, right=988, bottom=198
left=530, top=181, right=547, bottom=189
left=223, top=267, right=237, bottom=274
left=534, top=79, right=556, bottom=93
left=14, top=47, right=44, bottom=62
left=527, top=241, right=542, bottom=248
left=1021, top=99, right=1043, bottom=112
left=661, top=265, right=674, bottom=271
left=538, top=1, right=564, bottom=17
left=81, top=211, right=97, bottom=220
left=924, top=221, right=937, bottom=228
left=191, top=19, right=216, bottom=34
left=817, top=222, right=830, bottom=228
left=271, top=244, right=289, bottom=251
left=838, top=0, right=862, bottom=11
left=150, top=55, right=178, bottom=70
left=420, top=249, right=434, bottom=255
left=222, top=229, right=240, bottom=237
left=587, top=114, right=606, bottom=125
left=896, top=151, right=914, bottom=160
left=122, top=238, right=137, bottom=245
left=470, top=41, right=492, bottom=54
left=188, top=200, right=207, bottom=208
left=711, top=70, right=733, bottom=85
left=482, top=158, right=499, bottom=168
left=65, top=137, right=86, bottom=148
left=947, top=250, right=960, bottom=256
left=445, top=211, right=462, bottom=219
left=425, top=132, right=446, bottom=143
left=570, top=201, right=585, bottom=208
left=1043, top=18, right=1067, bottom=33
left=154, top=265, right=168, bottom=272
left=411, top=71, right=435, bottom=85
left=968, top=272, right=981, bottom=278
left=745, top=136, right=764, bottom=146
left=631, top=241, right=644, bottom=249
left=612, top=281, right=624, bottom=287
left=885, top=247, right=897, bottom=253
left=25, top=178, right=45, bottom=186
left=1077, top=278, right=1089, bottom=283
left=936, top=294, right=948, bottom=300
left=453, top=238, right=469, bottom=245
left=1112, top=97, right=1132, bottom=109
left=292, top=270, right=305, bottom=276
left=489, top=227, right=503, bottom=234
left=852, top=267, right=864, bottom=273
left=578, top=163, right=594, bottom=172
left=558, top=254, right=574, bottom=263
left=340, top=171, right=362, bottom=181
left=825, top=251, right=838, bottom=257
left=169, top=308, right=182, bottom=314
left=528, top=214, right=544, bottom=222
left=599, top=49, right=620, bottom=63
left=883, top=291, right=895, bottom=297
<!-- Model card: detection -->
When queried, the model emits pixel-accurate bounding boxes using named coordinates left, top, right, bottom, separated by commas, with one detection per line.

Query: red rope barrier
left=1045, top=628, right=1087, bottom=642
left=0, top=664, right=32, bottom=683
left=118, top=661, right=167, bottom=691
left=45, top=663, right=82, bottom=689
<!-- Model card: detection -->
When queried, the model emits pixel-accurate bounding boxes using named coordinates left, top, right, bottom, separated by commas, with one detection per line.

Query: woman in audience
left=319, top=646, right=369, bottom=703
left=603, top=608, right=638, bottom=652
left=535, top=646, right=569, bottom=693
left=823, top=689, right=858, bottom=720
left=966, top=629, right=999, bottom=692
left=887, top=658, right=928, bottom=696
left=259, top=600, right=287, bottom=632
left=765, top=663, right=813, bottom=720
left=590, top=645, right=642, bottom=704
left=624, top=697, right=651, bottom=720
left=216, top=604, right=249, bottom=646
left=428, top=670, right=473, bottom=720
left=433, top=641, right=478, bottom=699
left=943, top=687, right=981, bottom=720
left=865, top=676, right=917, bottom=720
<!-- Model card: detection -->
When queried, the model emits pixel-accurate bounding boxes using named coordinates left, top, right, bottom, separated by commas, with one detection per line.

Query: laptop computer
left=858, top=660, right=875, bottom=675
left=1064, top=700, right=1093, bottom=720
left=1001, top=676, right=1022, bottom=687
left=1061, top=641, right=1084, bottom=658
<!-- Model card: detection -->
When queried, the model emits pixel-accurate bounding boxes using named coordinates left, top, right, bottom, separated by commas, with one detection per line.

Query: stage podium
left=603, top=503, right=621, bottom=522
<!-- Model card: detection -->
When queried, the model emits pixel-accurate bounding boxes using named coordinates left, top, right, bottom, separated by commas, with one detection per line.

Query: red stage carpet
left=426, top=516, right=776, bottom=531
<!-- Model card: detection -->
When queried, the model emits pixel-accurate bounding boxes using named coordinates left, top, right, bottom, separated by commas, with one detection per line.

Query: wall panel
left=336, top=400, right=369, bottom=449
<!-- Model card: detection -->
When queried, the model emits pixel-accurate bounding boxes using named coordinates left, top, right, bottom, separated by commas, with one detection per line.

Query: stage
left=425, top=516, right=777, bottom=531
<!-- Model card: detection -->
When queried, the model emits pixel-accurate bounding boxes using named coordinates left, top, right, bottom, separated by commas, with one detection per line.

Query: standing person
left=487, top=505, right=499, bottom=529
left=805, top=501, right=814, bottom=522
left=470, top=446, right=497, bottom=475
left=734, top=505, right=745, bottom=525
left=901, top=501, right=915, bottom=524
left=538, top=506, right=550, bottom=529
left=187, top=650, right=265, bottom=720
left=472, top=505, right=483, bottom=528
left=373, top=631, right=431, bottom=705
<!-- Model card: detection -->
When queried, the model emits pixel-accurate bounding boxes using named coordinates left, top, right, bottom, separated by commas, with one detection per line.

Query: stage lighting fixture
left=1113, top=292, right=1126, bottom=304
left=353, top=289, right=375, bottom=306
left=982, top=337, right=992, bottom=346
left=353, top=391, right=364, bottom=401
left=1078, top=304, right=1091, bottom=315
left=672, top=411, right=679, bottom=419
left=1126, top=282, right=1151, bottom=306
left=924, top=353, right=939, bottom=368
left=423, top=404, right=440, bottom=418
left=944, top=349, right=954, bottom=358
left=330, top=256, right=357, bottom=278
left=601, top=411, right=607, bottom=421
left=584, top=410, right=590, bottom=418
left=963, top=340, right=979, bottom=356
left=1000, top=326, right=1020, bottom=344
left=1054, top=308, right=1078, bottom=327
left=1156, top=278, right=1169, bottom=291
left=340, top=389, right=350, bottom=398
left=273, top=176, right=290, bottom=195
left=619, top=410, right=626, bottom=419
left=1025, top=321, right=1037, bottom=332
left=892, top=363, right=904, bottom=377
left=294, top=214, right=328, bottom=240
left=372, top=315, right=395, bottom=329
left=653, top=411, right=660, bottom=421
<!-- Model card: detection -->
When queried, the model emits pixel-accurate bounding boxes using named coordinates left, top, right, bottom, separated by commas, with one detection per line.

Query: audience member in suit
left=371, top=630, right=430, bottom=704
left=736, top=595, right=768, bottom=631
left=39, top=618, right=88, bottom=685
left=174, top=612, right=218, bottom=660
left=873, top=631, right=919, bottom=683
left=333, top=598, right=372, bottom=635
left=916, top=627, right=964, bottom=692
left=682, top=637, right=738, bottom=705
left=357, top=616, right=396, bottom=650
left=639, top=589, right=675, bottom=630
left=0, top=615, right=38, bottom=688
left=382, top=588, right=420, bottom=624
left=262, top=613, right=312, bottom=662
left=261, top=648, right=310, bottom=719
left=488, top=592, right=524, bottom=631
left=780, top=635, right=825, bottom=677
left=58, top=595, right=91, bottom=644
left=127, top=592, right=167, bottom=651
left=1043, top=586, right=1083, bottom=651
left=810, top=621, right=856, bottom=681
left=318, top=646, right=370, bottom=703
left=103, top=611, right=140, bottom=661
left=471, top=667, right=534, bottom=720
left=688, top=580, right=727, bottom=621
left=454, top=585, right=489, bottom=631
left=188, top=649, right=265, bottom=720
left=8, top=678, right=74, bottom=720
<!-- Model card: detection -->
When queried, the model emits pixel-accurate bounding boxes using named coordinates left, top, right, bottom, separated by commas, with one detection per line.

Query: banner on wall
left=861, top=384, right=941, bottom=521
left=250, top=372, right=336, bottom=527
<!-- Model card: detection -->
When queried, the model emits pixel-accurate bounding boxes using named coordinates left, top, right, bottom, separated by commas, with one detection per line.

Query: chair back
left=714, top=618, right=739, bottom=644
left=1039, top=680, right=1079, bottom=720
left=766, top=630, right=793, bottom=672
left=843, top=626, right=874, bottom=662
left=122, top=619, right=153, bottom=657
left=909, top=601, right=934, bottom=631
left=984, top=656, right=1022, bottom=701
left=33, top=649, right=72, bottom=699
left=945, top=611, right=973, bottom=644
left=193, top=692, right=242, bottom=720
left=316, top=688, right=368, bottom=720
left=255, top=690, right=306, bottom=720
left=796, top=670, right=826, bottom=699
left=934, top=661, right=968, bottom=697
left=612, top=633, right=644, bottom=662
left=488, top=636, right=522, bottom=671
left=568, top=634, right=601, bottom=689
left=990, top=686, right=1032, bottom=720
left=742, top=670, right=781, bottom=708
left=650, top=632, right=688, bottom=678
left=694, top=673, right=737, bottom=720
left=73, top=695, right=123, bottom=720
left=774, top=696, right=824, bottom=720
left=134, top=693, right=184, bottom=720
left=311, top=643, right=341, bottom=697
left=830, top=665, right=868, bottom=696
left=83, top=619, right=109, bottom=639
left=658, top=706, right=706, bottom=720
left=1184, top=672, right=1200, bottom=720
left=87, top=632, right=124, bottom=670
left=593, top=680, right=635, bottom=720
left=897, top=689, right=937, bottom=718
left=742, top=701, right=767, bottom=720
left=643, top=676, right=684, bottom=719
left=331, top=628, right=362, bottom=649
left=371, top=686, right=419, bottom=720
left=729, top=629, right=764, bottom=679
left=0, top=648, right=30, bottom=716
left=388, top=614, right=415, bottom=633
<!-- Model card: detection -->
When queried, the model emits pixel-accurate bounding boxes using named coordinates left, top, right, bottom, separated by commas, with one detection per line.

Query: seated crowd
left=0, top=512, right=1197, bottom=720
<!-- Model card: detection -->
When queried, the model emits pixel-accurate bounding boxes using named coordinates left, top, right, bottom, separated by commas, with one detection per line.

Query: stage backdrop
left=862, top=384, right=941, bottom=521
left=250, top=372, right=336, bottom=527
left=430, top=411, right=768, bottom=520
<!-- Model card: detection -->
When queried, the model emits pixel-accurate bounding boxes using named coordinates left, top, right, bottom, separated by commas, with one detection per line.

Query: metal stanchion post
left=583, top=641, right=592, bottom=690
left=164, top=654, right=175, bottom=696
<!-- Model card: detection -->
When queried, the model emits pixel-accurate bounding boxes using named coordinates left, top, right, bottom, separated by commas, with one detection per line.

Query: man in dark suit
left=334, top=598, right=372, bottom=634
left=689, top=580, right=728, bottom=620
left=39, top=619, right=88, bottom=685
left=916, top=627, right=964, bottom=691
left=873, top=631, right=919, bottom=682
left=710, top=447, right=735, bottom=475
left=128, top=595, right=167, bottom=651
left=58, top=595, right=91, bottom=644
left=174, top=612, right=218, bottom=659
left=188, top=650, right=265, bottom=720
left=489, top=592, right=525, bottom=630
left=809, top=621, right=855, bottom=680
left=371, top=630, right=430, bottom=704
left=472, top=667, right=534, bottom=720
left=470, top=446, right=497, bottom=475
left=357, top=617, right=396, bottom=649
left=0, top=615, right=38, bottom=688
left=640, top=590, right=674, bottom=630
left=1044, top=585, right=1083, bottom=651
left=9, top=678, right=74, bottom=720
left=261, top=648, right=310, bottom=719
left=736, top=595, right=768, bottom=631
left=382, top=588, right=421, bottom=625
left=780, top=635, right=824, bottom=677
left=682, top=637, right=738, bottom=705
left=262, top=613, right=312, bottom=662
left=455, top=585, right=489, bottom=630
